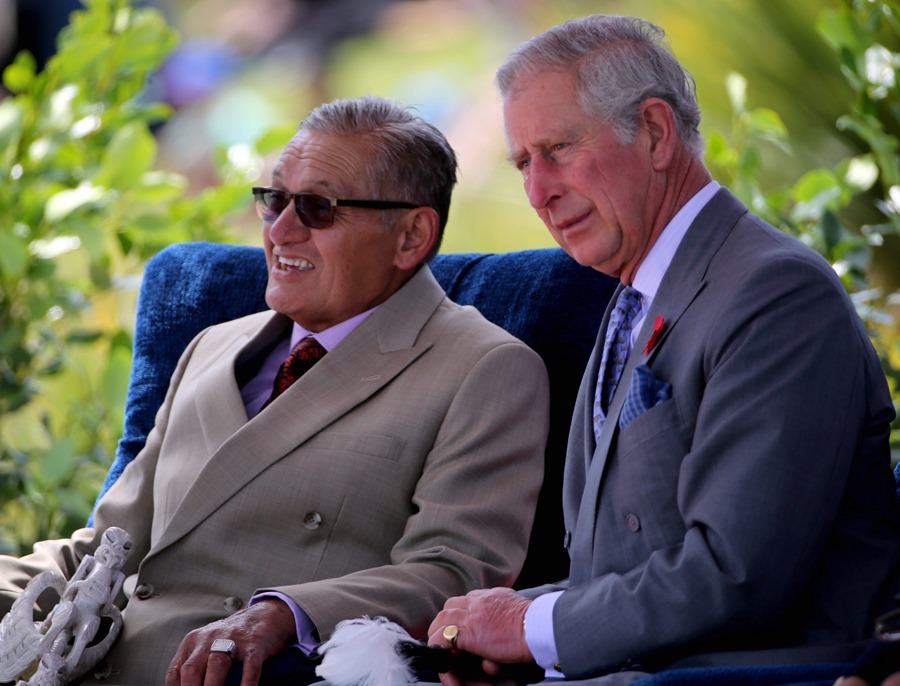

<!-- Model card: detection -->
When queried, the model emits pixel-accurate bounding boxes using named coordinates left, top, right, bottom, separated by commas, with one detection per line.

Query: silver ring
left=210, top=638, right=237, bottom=658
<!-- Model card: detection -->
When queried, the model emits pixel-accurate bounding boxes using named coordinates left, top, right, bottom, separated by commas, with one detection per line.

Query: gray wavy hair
left=496, top=15, right=704, bottom=159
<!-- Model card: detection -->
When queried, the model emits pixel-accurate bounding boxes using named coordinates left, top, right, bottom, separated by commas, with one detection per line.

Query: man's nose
left=525, top=156, right=560, bottom=210
left=266, top=204, right=312, bottom=243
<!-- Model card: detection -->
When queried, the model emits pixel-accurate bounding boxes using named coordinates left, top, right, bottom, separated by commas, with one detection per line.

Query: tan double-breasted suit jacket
left=0, top=266, right=550, bottom=684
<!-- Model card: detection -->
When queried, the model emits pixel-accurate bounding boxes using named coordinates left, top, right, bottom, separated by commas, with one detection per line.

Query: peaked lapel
left=147, top=266, right=447, bottom=558
left=568, top=189, right=748, bottom=570
left=192, top=313, right=292, bottom=456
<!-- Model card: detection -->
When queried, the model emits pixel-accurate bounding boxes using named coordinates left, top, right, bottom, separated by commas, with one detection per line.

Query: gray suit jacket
left=529, top=189, right=900, bottom=678
left=0, top=266, right=550, bottom=684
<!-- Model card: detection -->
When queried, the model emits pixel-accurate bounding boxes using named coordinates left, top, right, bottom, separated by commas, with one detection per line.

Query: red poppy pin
left=643, top=316, right=666, bottom=355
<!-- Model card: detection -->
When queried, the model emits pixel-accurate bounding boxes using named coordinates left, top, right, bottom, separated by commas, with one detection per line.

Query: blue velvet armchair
left=93, top=241, right=897, bottom=686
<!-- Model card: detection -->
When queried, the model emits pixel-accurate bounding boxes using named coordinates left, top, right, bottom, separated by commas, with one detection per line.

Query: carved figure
left=0, top=527, right=133, bottom=685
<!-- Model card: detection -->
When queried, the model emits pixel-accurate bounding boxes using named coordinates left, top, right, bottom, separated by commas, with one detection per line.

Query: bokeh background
left=1, top=0, right=858, bottom=253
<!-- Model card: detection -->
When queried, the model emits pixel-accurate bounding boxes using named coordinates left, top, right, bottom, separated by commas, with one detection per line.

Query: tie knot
left=289, top=336, right=327, bottom=365
left=262, top=336, right=327, bottom=410
left=617, top=286, right=641, bottom=314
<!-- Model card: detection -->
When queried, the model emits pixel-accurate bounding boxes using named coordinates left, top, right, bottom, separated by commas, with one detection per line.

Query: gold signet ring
left=442, top=624, right=459, bottom=649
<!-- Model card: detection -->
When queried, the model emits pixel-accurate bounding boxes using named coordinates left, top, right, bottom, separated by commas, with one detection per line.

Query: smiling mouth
left=275, top=255, right=314, bottom=272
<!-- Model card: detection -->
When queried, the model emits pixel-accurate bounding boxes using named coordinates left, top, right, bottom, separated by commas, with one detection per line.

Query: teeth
left=277, top=255, right=313, bottom=270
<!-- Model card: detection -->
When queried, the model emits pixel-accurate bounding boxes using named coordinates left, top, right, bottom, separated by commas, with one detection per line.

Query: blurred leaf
left=99, top=344, right=131, bottom=409
left=0, top=100, right=24, bottom=149
left=44, top=183, right=107, bottom=222
left=38, top=438, right=76, bottom=488
left=725, top=72, right=747, bottom=112
left=821, top=209, right=843, bottom=253
left=0, top=233, right=30, bottom=278
left=745, top=108, right=791, bottom=152
left=95, top=123, right=157, bottom=189
left=792, top=168, right=841, bottom=202
left=2, top=51, right=37, bottom=94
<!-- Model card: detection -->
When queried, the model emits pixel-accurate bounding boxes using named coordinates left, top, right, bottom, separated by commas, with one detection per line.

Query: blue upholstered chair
left=93, top=241, right=898, bottom=685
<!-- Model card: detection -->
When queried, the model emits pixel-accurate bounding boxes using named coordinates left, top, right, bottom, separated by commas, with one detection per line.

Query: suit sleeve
left=260, top=341, right=550, bottom=641
left=550, top=255, right=894, bottom=676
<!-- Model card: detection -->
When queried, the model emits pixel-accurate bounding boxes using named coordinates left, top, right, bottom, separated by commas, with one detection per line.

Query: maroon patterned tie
left=262, top=337, right=327, bottom=410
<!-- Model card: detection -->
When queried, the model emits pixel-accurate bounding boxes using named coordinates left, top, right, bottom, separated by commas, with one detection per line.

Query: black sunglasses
left=252, top=187, right=419, bottom=229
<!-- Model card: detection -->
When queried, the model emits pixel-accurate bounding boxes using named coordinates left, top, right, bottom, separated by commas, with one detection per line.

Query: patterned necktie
left=593, top=286, right=642, bottom=440
left=262, top=336, right=327, bottom=410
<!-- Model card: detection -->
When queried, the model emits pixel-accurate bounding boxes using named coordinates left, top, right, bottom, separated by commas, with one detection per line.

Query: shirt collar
left=632, top=181, right=720, bottom=305
left=289, top=306, right=377, bottom=352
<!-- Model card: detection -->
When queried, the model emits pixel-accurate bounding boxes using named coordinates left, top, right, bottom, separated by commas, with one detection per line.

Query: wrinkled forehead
left=502, top=69, right=585, bottom=155
left=273, top=130, right=374, bottom=194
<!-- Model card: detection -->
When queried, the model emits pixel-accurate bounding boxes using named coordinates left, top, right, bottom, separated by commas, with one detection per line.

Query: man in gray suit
left=0, top=96, right=550, bottom=685
left=428, top=14, right=900, bottom=684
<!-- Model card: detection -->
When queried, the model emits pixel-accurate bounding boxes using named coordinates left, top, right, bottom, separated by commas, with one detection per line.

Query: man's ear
left=394, top=207, right=439, bottom=270
left=639, top=98, right=678, bottom=171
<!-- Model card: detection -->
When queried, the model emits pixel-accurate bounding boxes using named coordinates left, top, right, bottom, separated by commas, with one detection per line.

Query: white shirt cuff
left=524, top=590, right=564, bottom=678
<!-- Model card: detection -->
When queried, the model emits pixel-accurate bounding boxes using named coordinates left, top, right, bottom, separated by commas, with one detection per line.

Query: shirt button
left=134, top=583, right=155, bottom=599
left=223, top=596, right=244, bottom=613
left=625, top=514, right=641, bottom=532
left=303, top=512, right=323, bottom=530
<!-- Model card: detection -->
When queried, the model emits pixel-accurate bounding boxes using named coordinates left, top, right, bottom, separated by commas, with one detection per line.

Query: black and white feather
left=314, top=616, right=544, bottom=686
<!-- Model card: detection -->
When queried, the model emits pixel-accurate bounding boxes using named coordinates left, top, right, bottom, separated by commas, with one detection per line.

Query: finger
left=239, top=648, right=266, bottom=686
left=481, top=659, right=502, bottom=676
left=202, top=651, right=234, bottom=686
left=834, top=678, right=867, bottom=686
left=428, top=612, right=466, bottom=646
left=173, top=652, right=208, bottom=686
left=443, top=595, right=470, bottom=610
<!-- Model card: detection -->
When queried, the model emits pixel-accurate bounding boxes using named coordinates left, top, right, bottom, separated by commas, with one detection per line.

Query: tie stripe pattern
left=593, top=286, right=642, bottom=441
left=262, top=336, right=327, bottom=410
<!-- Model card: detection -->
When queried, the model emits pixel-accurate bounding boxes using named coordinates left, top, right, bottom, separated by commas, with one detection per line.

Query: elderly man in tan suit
left=0, top=96, right=550, bottom=686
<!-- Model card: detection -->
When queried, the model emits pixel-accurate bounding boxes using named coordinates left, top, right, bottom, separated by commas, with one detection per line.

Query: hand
left=427, top=588, right=534, bottom=686
left=165, top=598, right=297, bottom=686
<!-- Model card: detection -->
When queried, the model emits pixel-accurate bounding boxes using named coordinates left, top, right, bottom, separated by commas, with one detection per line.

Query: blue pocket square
left=619, top=364, right=671, bottom=429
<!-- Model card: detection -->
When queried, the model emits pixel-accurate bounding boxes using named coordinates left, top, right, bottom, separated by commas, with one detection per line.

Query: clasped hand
left=427, top=588, right=535, bottom=686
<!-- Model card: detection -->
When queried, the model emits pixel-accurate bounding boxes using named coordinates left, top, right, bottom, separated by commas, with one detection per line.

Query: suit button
left=625, top=514, right=641, bottom=532
left=93, top=660, right=112, bottom=680
left=224, top=596, right=244, bottom=613
left=563, top=531, right=572, bottom=548
left=303, top=512, right=322, bottom=529
left=134, top=583, right=155, bottom=599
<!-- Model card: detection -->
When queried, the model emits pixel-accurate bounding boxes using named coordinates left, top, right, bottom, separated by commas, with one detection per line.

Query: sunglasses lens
left=254, top=189, right=288, bottom=222
left=295, top=194, right=334, bottom=228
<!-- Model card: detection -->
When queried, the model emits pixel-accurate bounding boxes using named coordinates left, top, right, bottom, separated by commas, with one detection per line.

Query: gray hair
left=496, top=15, right=704, bottom=158
left=301, top=96, right=458, bottom=260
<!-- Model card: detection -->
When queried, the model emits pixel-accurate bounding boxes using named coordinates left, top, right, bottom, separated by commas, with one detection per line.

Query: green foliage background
left=0, top=0, right=897, bottom=554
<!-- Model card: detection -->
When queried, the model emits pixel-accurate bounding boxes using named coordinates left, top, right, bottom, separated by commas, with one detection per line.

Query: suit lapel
left=148, top=266, right=446, bottom=557
left=192, top=313, right=291, bottom=456
left=569, top=189, right=748, bottom=571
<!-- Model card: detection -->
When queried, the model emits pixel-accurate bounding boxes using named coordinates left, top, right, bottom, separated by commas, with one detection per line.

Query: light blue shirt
left=525, top=181, right=720, bottom=677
